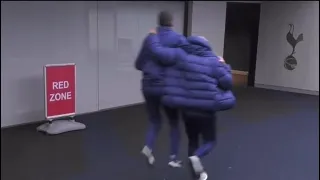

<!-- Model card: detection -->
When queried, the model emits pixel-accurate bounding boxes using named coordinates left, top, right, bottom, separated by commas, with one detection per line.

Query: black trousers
left=182, top=112, right=217, bottom=157
left=143, top=94, right=179, bottom=124
left=143, top=94, right=180, bottom=155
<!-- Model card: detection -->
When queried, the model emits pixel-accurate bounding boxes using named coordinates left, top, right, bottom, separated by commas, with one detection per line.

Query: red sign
left=45, top=64, right=76, bottom=119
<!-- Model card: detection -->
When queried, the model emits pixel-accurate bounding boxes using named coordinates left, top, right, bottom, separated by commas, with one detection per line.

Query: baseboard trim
left=255, top=84, right=319, bottom=96
left=231, top=70, right=248, bottom=75
left=1, top=102, right=145, bottom=129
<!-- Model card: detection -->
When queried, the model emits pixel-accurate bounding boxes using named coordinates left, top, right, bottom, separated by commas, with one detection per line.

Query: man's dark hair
left=158, top=11, right=173, bottom=27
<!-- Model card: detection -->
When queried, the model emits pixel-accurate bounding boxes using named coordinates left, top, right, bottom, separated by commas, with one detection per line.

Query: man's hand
left=218, top=56, right=226, bottom=64
left=149, top=29, right=157, bottom=34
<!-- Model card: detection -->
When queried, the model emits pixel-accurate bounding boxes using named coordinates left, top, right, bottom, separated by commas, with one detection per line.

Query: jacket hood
left=182, top=36, right=217, bottom=57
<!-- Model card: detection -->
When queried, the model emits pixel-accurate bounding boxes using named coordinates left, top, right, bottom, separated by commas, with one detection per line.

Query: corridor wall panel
left=191, top=1, right=227, bottom=57
left=1, top=2, right=99, bottom=127
left=1, top=1, right=184, bottom=127
left=97, top=1, right=184, bottom=109
left=255, top=1, right=319, bottom=93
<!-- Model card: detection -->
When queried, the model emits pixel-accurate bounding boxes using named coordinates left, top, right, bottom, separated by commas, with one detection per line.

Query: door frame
left=224, top=2, right=261, bottom=87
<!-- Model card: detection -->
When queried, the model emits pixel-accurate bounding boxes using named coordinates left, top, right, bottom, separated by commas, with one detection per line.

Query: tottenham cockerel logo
left=284, top=24, right=304, bottom=71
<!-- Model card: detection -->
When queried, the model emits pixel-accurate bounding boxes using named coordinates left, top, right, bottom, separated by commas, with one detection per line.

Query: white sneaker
left=168, top=160, right=182, bottom=168
left=141, top=146, right=155, bottom=165
left=189, top=156, right=204, bottom=174
left=198, top=172, right=208, bottom=180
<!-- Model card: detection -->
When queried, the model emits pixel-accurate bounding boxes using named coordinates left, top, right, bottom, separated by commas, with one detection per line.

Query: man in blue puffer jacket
left=135, top=11, right=186, bottom=168
left=144, top=32, right=236, bottom=180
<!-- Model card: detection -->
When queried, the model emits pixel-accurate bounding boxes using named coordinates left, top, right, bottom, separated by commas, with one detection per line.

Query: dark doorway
left=223, top=2, right=261, bottom=87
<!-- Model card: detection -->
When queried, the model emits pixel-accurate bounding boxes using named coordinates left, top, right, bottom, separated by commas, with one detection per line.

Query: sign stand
left=37, top=63, right=86, bottom=135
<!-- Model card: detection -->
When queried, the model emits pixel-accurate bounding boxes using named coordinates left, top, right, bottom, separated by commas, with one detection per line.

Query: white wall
left=191, top=1, right=227, bottom=56
left=5, top=1, right=317, bottom=127
left=97, top=1, right=184, bottom=109
left=1, top=1, right=99, bottom=127
left=255, top=2, right=319, bottom=92
left=1, top=1, right=184, bottom=127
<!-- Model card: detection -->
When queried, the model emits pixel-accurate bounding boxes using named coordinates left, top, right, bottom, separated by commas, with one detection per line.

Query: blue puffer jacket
left=134, top=27, right=185, bottom=96
left=145, top=35, right=236, bottom=112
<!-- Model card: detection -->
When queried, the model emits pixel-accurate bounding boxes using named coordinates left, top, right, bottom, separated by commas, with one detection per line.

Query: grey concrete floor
left=1, top=87, right=319, bottom=180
